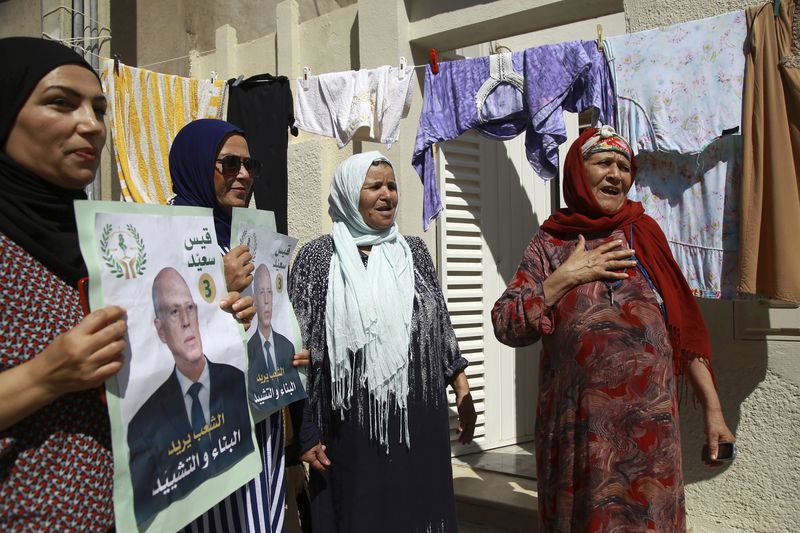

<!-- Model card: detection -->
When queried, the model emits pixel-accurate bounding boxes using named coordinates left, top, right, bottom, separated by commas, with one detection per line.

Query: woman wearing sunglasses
left=170, top=118, right=260, bottom=286
left=169, top=118, right=307, bottom=533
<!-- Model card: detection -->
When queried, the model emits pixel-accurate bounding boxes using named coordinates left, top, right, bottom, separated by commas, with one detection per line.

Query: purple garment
left=412, top=41, right=616, bottom=230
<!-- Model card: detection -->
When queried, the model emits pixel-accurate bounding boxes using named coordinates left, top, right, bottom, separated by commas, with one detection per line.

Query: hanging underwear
left=413, top=41, right=616, bottom=230
left=294, top=65, right=415, bottom=148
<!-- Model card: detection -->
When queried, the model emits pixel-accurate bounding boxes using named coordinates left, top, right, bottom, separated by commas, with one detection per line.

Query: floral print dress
left=492, top=228, right=685, bottom=532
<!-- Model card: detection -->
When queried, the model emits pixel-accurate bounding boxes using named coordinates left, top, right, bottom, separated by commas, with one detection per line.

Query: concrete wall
left=683, top=299, right=800, bottom=532
left=0, top=0, right=41, bottom=38
left=127, top=0, right=353, bottom=75
left=623, top=0, right=764, bottom=30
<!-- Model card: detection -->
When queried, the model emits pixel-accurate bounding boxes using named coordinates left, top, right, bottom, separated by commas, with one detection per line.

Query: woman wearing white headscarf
left=289, top=152, right=475, bottom=533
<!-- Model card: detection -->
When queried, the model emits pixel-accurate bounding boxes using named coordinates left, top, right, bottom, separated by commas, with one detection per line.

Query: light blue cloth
left=326, top=151, right=415, bottom=446
left=627, top=135, right=742, bottom=299
left=605, top=10, right=747, bottom=155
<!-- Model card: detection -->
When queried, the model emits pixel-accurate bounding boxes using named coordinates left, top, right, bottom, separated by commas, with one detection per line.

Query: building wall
left=624, top=0, right=763, bottom=30
left=0, top=0, right=41, bottom=38
left=126, top=0, right=353, bottom=75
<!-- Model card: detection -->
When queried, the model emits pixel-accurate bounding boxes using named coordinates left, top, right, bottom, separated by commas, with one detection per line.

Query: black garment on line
left=226, top=74, right=298, bottom=235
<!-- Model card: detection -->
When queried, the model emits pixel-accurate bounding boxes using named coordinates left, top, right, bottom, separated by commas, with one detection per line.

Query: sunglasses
left=215, top=155, right=261, bottom=178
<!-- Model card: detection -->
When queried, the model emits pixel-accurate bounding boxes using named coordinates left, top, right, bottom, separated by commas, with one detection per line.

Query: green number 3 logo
left=198, top=273, right=216, bottom=303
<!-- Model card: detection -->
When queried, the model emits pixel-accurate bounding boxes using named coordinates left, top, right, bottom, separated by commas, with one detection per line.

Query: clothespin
left=113, top=53, right=121, bottom=75
left=302, top=66, right=311, bottom=90
left=209, top=70, right=218, bottom=83
left=232, top=74, right=244, bottom=87
left=398, top=56, right=407, bottom=80
left=774, top=0, right=781, bottom=16
left=429, top=48, right=439, bottom=75
left=596, top=24, right=604, bottom=52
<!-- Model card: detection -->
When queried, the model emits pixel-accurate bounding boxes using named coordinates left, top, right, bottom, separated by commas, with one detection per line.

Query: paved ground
left=452, top=442, right=536, bottom=479
left=454, top=442, right=538, bottom=533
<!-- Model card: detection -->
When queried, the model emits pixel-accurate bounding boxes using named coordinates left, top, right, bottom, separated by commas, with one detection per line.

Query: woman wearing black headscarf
left=0, top=37, right=128, bottom=530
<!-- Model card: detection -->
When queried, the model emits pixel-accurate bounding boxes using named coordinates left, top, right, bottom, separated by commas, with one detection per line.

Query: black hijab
left=0, top=37, right=100, bottom=287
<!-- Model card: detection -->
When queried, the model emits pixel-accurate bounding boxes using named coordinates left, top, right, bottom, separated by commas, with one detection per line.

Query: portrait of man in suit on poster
left=126, top=267, right=253, bottom=525
left=247, top=263, right=305, bottom=412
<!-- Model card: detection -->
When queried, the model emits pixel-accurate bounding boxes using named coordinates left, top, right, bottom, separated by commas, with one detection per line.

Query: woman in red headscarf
left=492, top=126, right=735, bottom=532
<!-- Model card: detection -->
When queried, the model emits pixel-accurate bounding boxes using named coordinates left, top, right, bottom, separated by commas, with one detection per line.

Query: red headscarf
left=541, top=127, right=712, bottom=381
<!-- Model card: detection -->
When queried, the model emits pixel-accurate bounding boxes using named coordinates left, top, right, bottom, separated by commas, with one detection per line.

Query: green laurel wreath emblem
left=126, top=224, right=147, bottom=276
left=99, top=223, right=148, bottom=279
left=100, top=224, right=123, bottom=278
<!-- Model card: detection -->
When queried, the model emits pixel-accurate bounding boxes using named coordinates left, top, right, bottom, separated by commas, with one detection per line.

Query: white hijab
left=325, top=151, right=415, bottom=447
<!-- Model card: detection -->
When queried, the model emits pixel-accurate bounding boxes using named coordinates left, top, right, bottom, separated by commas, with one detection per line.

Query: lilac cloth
left=412, top=41, right=616, bottom=230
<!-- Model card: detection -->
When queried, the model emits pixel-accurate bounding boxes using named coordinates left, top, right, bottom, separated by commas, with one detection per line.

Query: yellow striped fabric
left=101, top=60, right=227, bottom=204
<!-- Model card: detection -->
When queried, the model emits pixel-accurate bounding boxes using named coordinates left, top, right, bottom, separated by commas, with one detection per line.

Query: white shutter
left=438, top=133, right=488, bottom=448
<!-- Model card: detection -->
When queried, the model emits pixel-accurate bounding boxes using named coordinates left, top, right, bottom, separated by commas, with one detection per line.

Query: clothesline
left=74, top=4, right=790, bottom=303
left=52, top=38, right=441, bottom=80
left=48, top=37, right=217, bottom=73
left=139, top=49, right=217, bottom=69
left=49, top=35, right=110, bottom=44
left=120, top=50, right=426, bottom=79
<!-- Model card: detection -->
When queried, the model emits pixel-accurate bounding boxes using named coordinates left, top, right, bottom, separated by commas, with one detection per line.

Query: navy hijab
left=169, top=119, right=244, bottom=249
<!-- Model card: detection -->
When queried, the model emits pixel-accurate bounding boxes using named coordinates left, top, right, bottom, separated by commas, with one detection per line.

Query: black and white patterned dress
left=289, top=235, right=466, bottom=533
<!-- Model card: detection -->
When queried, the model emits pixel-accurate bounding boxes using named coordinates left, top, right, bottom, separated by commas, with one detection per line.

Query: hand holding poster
left=76, top=201, right=260, bottom=532
left=232, top=207, right=307, bottom=415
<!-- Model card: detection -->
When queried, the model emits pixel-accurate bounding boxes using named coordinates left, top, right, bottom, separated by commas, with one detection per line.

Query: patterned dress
left=492, top=228, right=685, bottom=532
left=289, top=235, right=466, bottom=533
left=0, top=233, right=114, bottom=531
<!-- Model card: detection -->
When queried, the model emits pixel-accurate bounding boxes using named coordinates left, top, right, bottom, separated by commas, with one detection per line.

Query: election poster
left=231, top=207, right=307, bottom=417
left=75, top=201, right=260, bottom=532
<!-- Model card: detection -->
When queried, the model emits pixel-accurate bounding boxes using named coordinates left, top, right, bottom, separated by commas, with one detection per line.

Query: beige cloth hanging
left=739, top=0, right=800, bottom=303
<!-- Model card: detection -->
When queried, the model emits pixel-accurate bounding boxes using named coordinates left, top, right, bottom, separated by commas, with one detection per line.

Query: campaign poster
left=75, top=201, right=261, bottom=532
left=231, top=207, right=307, bottom=417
